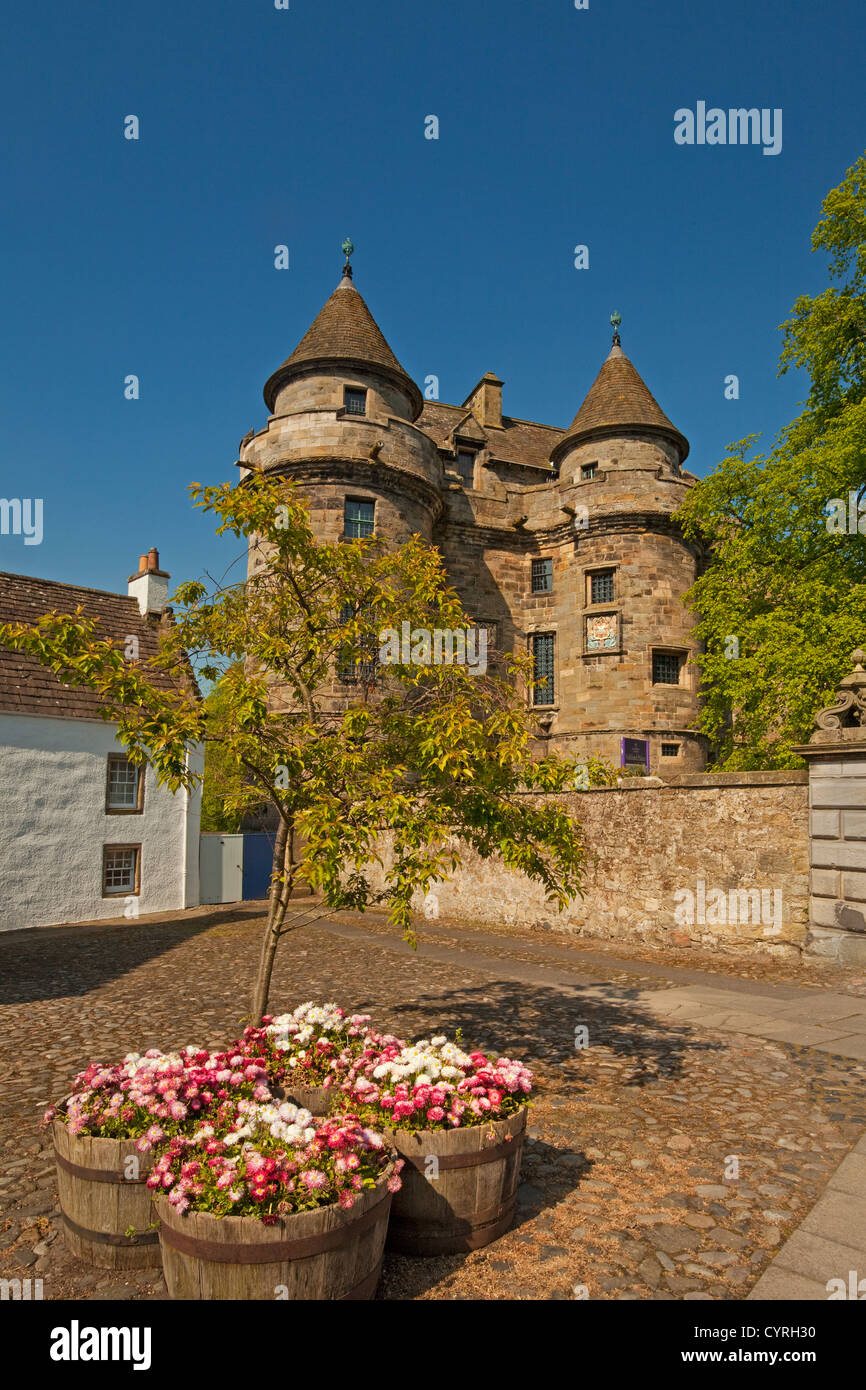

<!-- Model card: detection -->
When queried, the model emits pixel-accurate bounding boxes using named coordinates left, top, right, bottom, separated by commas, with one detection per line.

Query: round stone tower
left=240, top=248, right=442, bottom=549
left=545, top=322, right=707, bottom=772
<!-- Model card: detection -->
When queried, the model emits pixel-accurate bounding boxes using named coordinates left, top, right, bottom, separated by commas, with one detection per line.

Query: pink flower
left=427, top=1106, right=445, bottom=1123
left=300, top=1170, right=328, bottom=1190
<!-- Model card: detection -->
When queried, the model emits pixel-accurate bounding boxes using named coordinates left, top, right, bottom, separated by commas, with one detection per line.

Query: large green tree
left=0, top=474, right=595, bottom=1019
left=679, top=154, right=866, bottom=768
left=200, top=663, right=253, bottom=832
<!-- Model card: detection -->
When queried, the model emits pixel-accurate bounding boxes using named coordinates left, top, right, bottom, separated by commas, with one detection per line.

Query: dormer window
left=456, top=451, right=476, bottom=488
left=344, top=387, right=367, bottom=417
left=581, top=462, right=598, bottom=480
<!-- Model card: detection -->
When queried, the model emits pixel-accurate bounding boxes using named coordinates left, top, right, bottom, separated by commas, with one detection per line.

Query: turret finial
left=610, top=310, right=622, bottom=347
left=341, top=237, right=355, bottom=280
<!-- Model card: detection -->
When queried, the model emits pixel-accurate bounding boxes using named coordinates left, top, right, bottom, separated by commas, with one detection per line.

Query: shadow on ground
left=378, top=979, right=723, bottom=1088
left=378, top=1136, right=594, bottom=1299
left=0, top=904, right=270, bottom=1006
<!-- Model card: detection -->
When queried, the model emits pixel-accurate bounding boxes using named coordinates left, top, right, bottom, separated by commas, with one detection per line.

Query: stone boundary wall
left=398, top=772, right=810, bottom=960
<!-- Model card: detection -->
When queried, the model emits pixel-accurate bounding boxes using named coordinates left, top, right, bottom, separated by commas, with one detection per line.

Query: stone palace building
left=238, top=251, right=707, bottom=774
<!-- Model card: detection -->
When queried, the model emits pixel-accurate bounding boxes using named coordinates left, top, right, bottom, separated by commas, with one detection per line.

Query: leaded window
left=590, top=569, right=614, bottom=605
left=531, top=632, right=555, bottom=705
left=652, top=651, right=683, bottom=685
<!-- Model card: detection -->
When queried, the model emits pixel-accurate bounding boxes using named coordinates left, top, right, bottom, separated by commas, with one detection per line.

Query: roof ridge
left=418, top=402, right=565, bottom=435
left=0, top=572, right=138, bottom=604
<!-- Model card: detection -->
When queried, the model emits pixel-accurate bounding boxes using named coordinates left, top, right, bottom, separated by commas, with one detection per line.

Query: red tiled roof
left=0, top=572, right=188, bottom=721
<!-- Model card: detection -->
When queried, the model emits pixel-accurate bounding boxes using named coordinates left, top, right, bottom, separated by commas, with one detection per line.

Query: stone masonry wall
left=379, top=772, right=810, bottom=960
left=806, top=748, right=866, bottom=963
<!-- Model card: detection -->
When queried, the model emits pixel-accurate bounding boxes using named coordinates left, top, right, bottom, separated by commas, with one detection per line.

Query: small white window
left=106, top=755, right=143, bottom=812
left=103, top=845, right=140, bottom=896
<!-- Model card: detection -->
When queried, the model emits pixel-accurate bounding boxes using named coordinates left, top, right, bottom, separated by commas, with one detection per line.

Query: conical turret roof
left=553, top=341, right=688, bottom=463
left=263, top=271, right=422, bottom=418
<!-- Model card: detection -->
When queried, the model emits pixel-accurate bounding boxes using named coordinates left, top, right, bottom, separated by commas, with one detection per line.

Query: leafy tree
left=199, top=663, right=262, bottom=832
left=0, top=474, right=593, bottom=1019
left=679, top=155, right=866, bottom=767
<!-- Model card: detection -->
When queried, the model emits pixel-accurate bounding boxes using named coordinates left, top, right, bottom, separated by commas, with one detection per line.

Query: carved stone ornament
left=811, top=649, right=866, bottom=742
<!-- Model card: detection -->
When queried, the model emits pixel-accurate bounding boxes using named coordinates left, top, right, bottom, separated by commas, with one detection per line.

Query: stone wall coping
left=572, top=770, right=809, bottom=792
left=793, top=741, right=866, bottom=759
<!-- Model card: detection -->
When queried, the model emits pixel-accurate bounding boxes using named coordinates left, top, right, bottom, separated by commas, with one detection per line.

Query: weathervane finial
left=610, top=310, right=622, bottom=346
left=341, top=237, right=355, bottom=279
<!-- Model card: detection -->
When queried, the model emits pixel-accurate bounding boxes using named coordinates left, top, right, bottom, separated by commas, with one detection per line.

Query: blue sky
left=0, top=0, right=863, bottom=594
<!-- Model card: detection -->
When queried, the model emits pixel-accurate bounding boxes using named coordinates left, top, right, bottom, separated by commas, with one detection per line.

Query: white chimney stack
left=128, top=547, right=170, bottom=615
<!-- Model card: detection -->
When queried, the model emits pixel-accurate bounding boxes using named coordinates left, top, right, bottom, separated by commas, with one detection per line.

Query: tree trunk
left=249, top=817, right=294, bottom=1022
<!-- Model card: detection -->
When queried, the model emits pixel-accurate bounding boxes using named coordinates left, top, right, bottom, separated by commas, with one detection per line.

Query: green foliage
left=200, top=663, right=264, bottom=832
left=678, top=154, right=866, bottom=768
left=778, top=155, right=866, bottom=437
left=0, top=474, right=589, bottom=979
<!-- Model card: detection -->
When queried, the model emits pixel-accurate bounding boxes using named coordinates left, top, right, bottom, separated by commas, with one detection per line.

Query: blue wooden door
left=241, top=833, right=276, bottom=901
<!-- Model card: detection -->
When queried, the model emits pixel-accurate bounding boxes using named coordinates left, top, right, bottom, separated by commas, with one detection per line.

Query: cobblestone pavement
left=2, top=904, right=865, bottom=1301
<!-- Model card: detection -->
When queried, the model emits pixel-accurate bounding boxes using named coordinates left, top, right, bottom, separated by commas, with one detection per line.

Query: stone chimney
left=462, top=372, right=503, bottom=430
left=128, top=547, right=170, bottom=615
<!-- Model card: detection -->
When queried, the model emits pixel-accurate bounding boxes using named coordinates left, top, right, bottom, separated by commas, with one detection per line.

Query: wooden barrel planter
left=271, top=1080, right=334, bottom=1116
left=52, top=1109, right=158, bottom=1269
left=385, top=1109, right=527, bottom=1256
left=154, top=1165, right=396, bottom=1300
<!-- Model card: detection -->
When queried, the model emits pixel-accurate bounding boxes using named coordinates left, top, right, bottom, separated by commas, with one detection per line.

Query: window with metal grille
left=531, top=632, right=555, bottom=705
left=103, top=845, right=139, bottom=895
left=589, top=569, right=614, bottom=604
left=661, top=743, right=681, bottom=757
left=456, top=451, right=475, bottom=487
left=652, top=652, right=683, bottom=685
left=106, top=755, right=142, bottom=811
left=581, top=462, right=598, bottom=480
left=531, top=557, right=553, bottom=593
left=337, top=602, right=378, bottom=684
left=344, top=498, right=375, bottom=539
left=344, top=388, right=367, bottom=416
